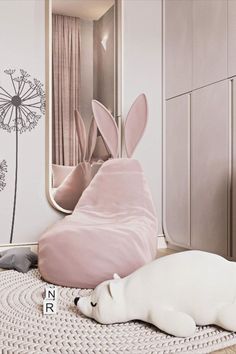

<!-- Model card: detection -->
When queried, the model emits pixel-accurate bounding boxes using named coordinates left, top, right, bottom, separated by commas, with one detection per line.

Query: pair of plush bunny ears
left=92, top=93, right=148, bottom=158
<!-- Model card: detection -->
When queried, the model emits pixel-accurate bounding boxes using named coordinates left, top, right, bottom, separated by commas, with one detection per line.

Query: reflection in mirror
left=47, top=0, right=120, bottom=213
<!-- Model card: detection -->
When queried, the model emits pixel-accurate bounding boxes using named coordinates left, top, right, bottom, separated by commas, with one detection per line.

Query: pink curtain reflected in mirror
left=52, top=14, right=80, bottom=166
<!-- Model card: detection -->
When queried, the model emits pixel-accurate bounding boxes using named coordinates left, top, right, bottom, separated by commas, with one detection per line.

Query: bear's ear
left=108, top=280, right=120, bottom=299
left=113, top=273, right=121, bottom=280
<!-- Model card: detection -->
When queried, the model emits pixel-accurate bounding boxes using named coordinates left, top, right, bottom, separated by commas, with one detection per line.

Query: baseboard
left=157, top=234, right=167, bottom=248
left=0, top=242, right=38, bottom=253
left=0, top=236, right=167, bottom=254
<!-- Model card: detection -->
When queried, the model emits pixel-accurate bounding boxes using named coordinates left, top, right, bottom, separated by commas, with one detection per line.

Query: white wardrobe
left=164, top=0, right=236, bottom=257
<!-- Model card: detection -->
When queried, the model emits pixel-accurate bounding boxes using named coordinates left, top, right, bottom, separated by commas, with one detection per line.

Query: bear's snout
left=74, top=297, right=80, bottom=306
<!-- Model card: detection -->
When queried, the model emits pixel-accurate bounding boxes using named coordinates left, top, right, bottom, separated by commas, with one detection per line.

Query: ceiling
left=52, top=0, right=115, bottom=20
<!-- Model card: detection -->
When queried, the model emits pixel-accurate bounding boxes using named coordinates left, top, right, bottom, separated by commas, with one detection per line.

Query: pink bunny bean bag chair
left=38, top=94, right=158, bottom=288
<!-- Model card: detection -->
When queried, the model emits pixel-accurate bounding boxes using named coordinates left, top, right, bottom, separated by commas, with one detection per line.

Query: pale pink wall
left=122, top=0, right=163, bottom=236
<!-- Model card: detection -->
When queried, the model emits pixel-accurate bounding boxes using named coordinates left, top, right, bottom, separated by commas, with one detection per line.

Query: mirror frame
left=45, top=0, right=122, bottom=214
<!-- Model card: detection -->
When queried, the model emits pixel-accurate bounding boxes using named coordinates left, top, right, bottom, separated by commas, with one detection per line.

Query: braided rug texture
left=0, top=269, right=236, bottom=354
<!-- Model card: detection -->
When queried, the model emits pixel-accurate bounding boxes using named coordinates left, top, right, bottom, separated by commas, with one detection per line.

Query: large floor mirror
left=45, top=0, right=121, bottom=213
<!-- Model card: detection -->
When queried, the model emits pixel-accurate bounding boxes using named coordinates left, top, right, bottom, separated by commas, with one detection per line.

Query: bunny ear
left=124, top=94, right=148, bottom=157
left=87, top=117, right=98, bottom=161
left=74, top=110, right=87, bottom=162
left=92, top=100, right=119, bottom=158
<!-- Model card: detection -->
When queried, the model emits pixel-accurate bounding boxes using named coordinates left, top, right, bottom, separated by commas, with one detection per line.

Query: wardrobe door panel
left=228, top=0, right=236, bottom=77
left=165, top=0, right=192, bottom=99
left=193, top=0, right=227, bottom=89
left=191, top=81, right=229, bottom=255
left=164, top=94, right=190, bottom=247
left=232, top=79, right=236, bottom=258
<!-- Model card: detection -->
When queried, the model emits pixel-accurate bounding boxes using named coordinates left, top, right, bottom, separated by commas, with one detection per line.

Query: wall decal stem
left=0, top=69, right=45, bottom=243
left=10, top=107, right=18, bottom=243
left=0, top=159, right=7, bottom=192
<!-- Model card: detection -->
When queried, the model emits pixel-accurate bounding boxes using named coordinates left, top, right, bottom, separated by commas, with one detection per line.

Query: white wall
left=121, top=0, right=163, bottom=235
left=0, top=0, right=61, bottom=244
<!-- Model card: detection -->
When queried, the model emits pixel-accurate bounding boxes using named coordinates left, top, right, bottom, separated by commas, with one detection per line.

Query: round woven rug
left=0, top=269, right=236, bottom=354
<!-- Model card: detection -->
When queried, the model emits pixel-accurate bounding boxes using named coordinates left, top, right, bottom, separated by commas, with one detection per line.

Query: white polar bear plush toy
left=74, top=251, right=236, bottom=337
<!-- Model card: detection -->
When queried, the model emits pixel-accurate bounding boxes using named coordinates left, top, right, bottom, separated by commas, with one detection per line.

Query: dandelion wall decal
left=0, top=159, right=7, bottom=192
left=0, top=69, right=45, bottom=133
left=0, top=69, right=45, bottom=243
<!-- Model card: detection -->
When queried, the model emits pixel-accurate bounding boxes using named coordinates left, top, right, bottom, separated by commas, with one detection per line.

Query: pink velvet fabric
left=53, top=162, right=92, bottom=211
left=53, top=161, right=103, bottom=211
left=39, top=159, right=157, bottom=288
left=52, top=164, right=75, bottom=188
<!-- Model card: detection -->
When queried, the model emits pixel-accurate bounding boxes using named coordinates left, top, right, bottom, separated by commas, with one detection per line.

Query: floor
left=0, top=244, right=235, bottom=353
